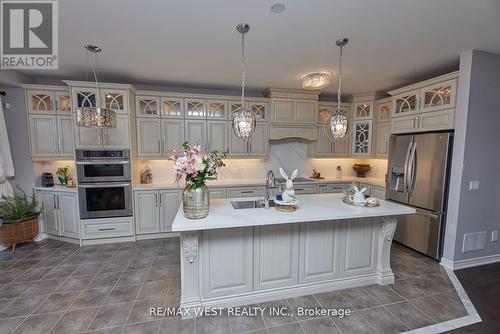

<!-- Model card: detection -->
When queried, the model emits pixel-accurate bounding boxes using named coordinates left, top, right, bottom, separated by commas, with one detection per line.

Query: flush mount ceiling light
left=270, top=3, right=286, bottom=13
left=231, top=23, right=256, bottom=141
left=325, top=38, right=350, bottom=141
left=301, top=71, right=332, bottom=90
left=76, top=44, right=117, bottom=128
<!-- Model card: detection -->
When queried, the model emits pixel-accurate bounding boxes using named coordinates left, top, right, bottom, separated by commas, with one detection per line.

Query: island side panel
left=180, top=231, right=202, bottom=315
left=376, top=216, right=398, bottom=284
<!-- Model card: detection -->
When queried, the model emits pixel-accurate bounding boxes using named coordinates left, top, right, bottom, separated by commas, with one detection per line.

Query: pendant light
left=325, top=38, right=350, bottom=141
left=232, top=23, right=256, bottom=140
left=76, top=44, right=117, bottom=128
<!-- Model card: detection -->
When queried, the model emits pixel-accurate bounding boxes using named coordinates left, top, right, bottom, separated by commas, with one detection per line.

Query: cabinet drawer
left=419, top=109, right=454, bottom=131
left=326, top=183, right=349, bottom=193
left=292, top=185, right=317, bottom=194
left=82, top=217, right=133, bottom=239
left=209, top=187, right=227, bottom=199
left=391, top=115, right=417, bottom=134
left=229, top=187, right=264, bottom=198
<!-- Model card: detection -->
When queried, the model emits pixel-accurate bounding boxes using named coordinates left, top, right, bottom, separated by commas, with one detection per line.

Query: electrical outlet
left=469, top=181, right=480, bottom=191
left=492, top=231, right=498, bottom=242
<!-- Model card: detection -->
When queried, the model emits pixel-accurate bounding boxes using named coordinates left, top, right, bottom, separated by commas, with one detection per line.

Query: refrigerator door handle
left=408, top=142, right=418, bottom=196
left=403, top=141, right=413, bottom=194
left=416, top=209, right=439, bottom=219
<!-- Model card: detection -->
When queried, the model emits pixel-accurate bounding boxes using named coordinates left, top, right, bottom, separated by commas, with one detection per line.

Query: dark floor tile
left=0, top=282, right=35, bottom=299
left=13, top=312, right=62, bottom=334
left=228, top=305, right=266, bottom=333
left=123, top=321, right=160, bottom=334
left=110, top=251, right=136, bottom=262
left=32, top=256, right=67, bottom=269
left=362, top=284, right=404, bottom=305
left=99, top=261, right=130, bottom=274
left=14, top=268, right=52, bottom=283
left=43, top=265, right=79, bottom=280
left=410, top=296, right=461, bottom=322
left=8, top=259, right=40, bottom=271
left=88, top=302, right=133, bottom=330
left=0, top=316, right=26, bottom=334
left=287, top=295, right=322, bottom=320
left=87, top=272, right=122, bottom=289
left=389, top=278, right=428, bottom=300
left=105, top=284, right=141, bottom=304
left=151, top=255, right=177, bottom=269
left=260, top=299, right=296, bottom=328
left=0, top=298, right=13, bottom=311
left=49, top=307, right=99, bottom=333
left=72, top=263, right=106, bottom=276
left=146, top=268, right=173, bottom=282
left=432, top=292, right=468, bottom=316
left=137, top=280, right=169, bottom=300
left=116, top=269, right=148, bottom=286
left=50, top=248, right=78, bottom=257
left=313, top=291, right=351, bottom=310
left=385, top=301, right=436, bottom=330
left=126, top=257, right=154, bottom=270
left=339, top=288, right=379, bottom=311
left=0, top=295, right=46, bottom=318
left=267, top=322, right=302, bottom=334
left=57, top=275, right=94, bottom=292
left=195, top=314, right=230, bottom=334
left=70, top=287, right=112, bottom=310
left=159, top=315, right=195, bottom=334
left=21, top=279, right=62, bottom=297
left=97, top=244, right=122, bottom=253
left=33, top=291, right=80, bottom=314
left=357, top=306, right=409, bottom=334
left=127, top=298, right=165, bottom=324
left=0, top=270, right=25, bottom=284
left=331, top=311, right=376, bottom=334
left=301, top=316, right=340, bottom=334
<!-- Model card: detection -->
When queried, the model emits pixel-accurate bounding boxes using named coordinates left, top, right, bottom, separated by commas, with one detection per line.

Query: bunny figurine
left=349, top=185, right=367, bottom=205
left=279, top=168, right=298, bottom=203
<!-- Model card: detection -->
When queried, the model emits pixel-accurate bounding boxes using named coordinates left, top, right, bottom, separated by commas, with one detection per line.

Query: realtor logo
left=1, top=0, right=58, bottom=69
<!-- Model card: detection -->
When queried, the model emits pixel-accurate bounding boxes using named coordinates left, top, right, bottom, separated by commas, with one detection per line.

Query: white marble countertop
left=133, top=176, right=386, bottom=190
left=171, top=193, right=414, bottom=232
left=35, top=185, right=77, bottom=192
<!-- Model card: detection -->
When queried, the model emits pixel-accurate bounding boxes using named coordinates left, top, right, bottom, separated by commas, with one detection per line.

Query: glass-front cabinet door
left=184, top=99, right=206, bottom=119
left=352, top=120, right=372, bottom=156
left=420, top=79, right=457, bottom=112
left=74, top=90, right=97, bottom=108
left=207, top=100, right=227, bottom=119
left=161, top=97, right=184, bottom=118
left=249, top=101, right=268, bottom=121
left=55, top=92, right=71, bottom=114
left=103, top=90, right=127, bottom=113
left=136, top=96, right=160, bottom=117
left=318, top=106, right=333, bottom=123
left=354, top=102, right=373, bottom=120
left=377, top=102, right=391, bottom=123
left=392, top=90, right=419, bottom=117
left=28, top=91, right=55, bottom=114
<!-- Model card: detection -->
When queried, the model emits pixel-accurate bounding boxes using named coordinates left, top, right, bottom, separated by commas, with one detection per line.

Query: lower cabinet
left=39, top=191, right=79, bottom=239
left=341, top=218, right=377, bottom=277
left=208, top=187, right=227, bottom=199
left=134, top=190, right=181, bottom=234
left=81, top=217, right=133, bottom=239
left=228, top=187, right=265, bottom=198
left=360, top=183, right=386, bottom=199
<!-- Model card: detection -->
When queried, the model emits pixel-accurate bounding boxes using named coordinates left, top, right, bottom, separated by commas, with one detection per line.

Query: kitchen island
left=172, top=193, right=414, bottom=317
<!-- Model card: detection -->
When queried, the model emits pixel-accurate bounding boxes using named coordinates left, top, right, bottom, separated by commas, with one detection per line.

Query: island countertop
left=171, top=193, right=415, bottom=232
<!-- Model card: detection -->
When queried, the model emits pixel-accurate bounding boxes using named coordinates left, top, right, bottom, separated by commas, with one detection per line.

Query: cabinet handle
left=158, top=141, right=161, bottom=153
left=52, top=138, right=57, bottom=153
left=58, top=138, right=62, bottom=154
left=98, top=227, right=116, bottom=231
left=295, top=188, right=304, bottom=191
left=102, top=132, right=107, bottom=145
left=53, top=197, right=56, bottom=209
left=155, top=194, right=158, bottom=207
left=241, top=191, right=254, bottom=194
left=158, top=194, right=162, bottom=206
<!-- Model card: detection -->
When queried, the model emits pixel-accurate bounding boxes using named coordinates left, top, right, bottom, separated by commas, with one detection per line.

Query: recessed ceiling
left=14, top=0, right=500, bottom=95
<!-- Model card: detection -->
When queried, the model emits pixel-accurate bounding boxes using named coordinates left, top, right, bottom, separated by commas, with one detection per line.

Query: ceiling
left=15, top=0, right=500, bottom=95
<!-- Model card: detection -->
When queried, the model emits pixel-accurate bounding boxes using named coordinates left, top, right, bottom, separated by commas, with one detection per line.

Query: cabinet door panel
left=207, top=121, right=228, bottom=153
left=354, top=102, right=373, bottom=120
left=419, top=109, right=454, bottom=131
left=134, top=191, right=160, bottom=234
left=272, top=100, right=294, bottom=122
left=104, top=114, right=129, bottom=148
left=299, top=221, right=341, bottom=283
left=161, top=97, right=184, bottom=118
left=55, top=91, right=72, bottom=115
left=370, top=187, right=386, bottom=199
left=249, top=122, right=268, bottom=157
left=73, top=120, right=101, bottom=149
left=352, top=120, right=372, bottom=156
left=162, top=119, right=184, bottom=156
left=207, top=100, right=228, bottom=119
left=249, top=101, right=268, bottom=121
left=103, top=90, right=127, bottom=113
left=209, top=187, right=226, bottom=199
left=342, top=218, right=377, bottom=277
left=59, top=194, right=79, bottom=238
left=57, top=117, right=74, bottom=157
left=159, top=190, right=180, bottom=232
left=185, top=120, right=207, bottom=151
left=136, top=96, right=160, bottom=117
left=377, top=102, right=391, bottom=122
left=420, top=79, right=457, bottom=112
left=295, top=101, right=317, bottom=123
left=254, top=224, right=299, bottom=289
left=137, top=119, right=161, bottom=157
left=375, top=122, right=390, bottom=157
left=228, top=124, right=248, bottom=157
left=392, top=90, right=419, bottom=117
left=313, top=126, right=333, bottom=157
left=29, top=116, right=58, bottom=157
left=28, top=91, right=55, bottom=114
left=333, top=135, right=350, bottom=157
left=185, top=99, right=206, bottom=119
left=203, top=227, right=253, bottom=297
left=42, top=192, right=59, bottom=235
left=391, top=115, right=417, bottom=134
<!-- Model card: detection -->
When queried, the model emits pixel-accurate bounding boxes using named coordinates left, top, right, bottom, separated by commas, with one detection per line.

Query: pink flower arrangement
left=167, top=142, right=228, bottom=190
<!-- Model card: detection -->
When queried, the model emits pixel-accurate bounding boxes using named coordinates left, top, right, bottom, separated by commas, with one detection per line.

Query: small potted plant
left=56, top=166, right=71, bottom=186
left=0, top=188, right=43, bottom=253
left=168, top=143, right=228, bottom=219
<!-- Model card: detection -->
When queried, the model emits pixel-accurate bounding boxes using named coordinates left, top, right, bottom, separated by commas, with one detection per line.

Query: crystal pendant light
left=326, top=38, right=350, bottom=141
left=76, top=45, right=117, bottom=128
left=232, top=23, right=256, bottom=140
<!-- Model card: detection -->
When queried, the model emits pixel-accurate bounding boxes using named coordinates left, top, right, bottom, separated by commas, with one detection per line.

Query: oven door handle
left=79, top=183, right=131, bottom=188
left=76, top=161, right=130, bottom=165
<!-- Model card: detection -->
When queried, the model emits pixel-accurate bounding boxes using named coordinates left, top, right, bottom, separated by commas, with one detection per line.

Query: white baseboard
left=136, top=232, right=179, bottom=240
left=441, top=253, right=500, bottom=270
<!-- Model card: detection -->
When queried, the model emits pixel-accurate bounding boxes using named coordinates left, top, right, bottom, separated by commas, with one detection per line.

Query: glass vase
left=58, top=176, right=68, bottom=186
left=183, top=184, right=209, bottom=219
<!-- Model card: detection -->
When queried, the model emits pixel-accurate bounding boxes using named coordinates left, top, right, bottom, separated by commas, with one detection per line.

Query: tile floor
left=0, top=239, right=468, bottom=334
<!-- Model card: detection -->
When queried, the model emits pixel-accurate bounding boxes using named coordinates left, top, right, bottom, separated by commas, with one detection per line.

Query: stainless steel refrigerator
left=386, top=132, right=453, bottom=259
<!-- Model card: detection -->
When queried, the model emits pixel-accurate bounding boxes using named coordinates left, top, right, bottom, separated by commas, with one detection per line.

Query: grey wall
left=0, top=86, right=36, bottom=194
left=443, top=50, right=500, bottom=263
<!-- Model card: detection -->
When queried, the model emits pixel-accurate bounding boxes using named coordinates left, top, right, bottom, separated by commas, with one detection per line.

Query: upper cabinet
left=354, top=102, right=373, bottom=120
left=27, top=89, right=72, bottom=115
left=389, top=72, right=458, bottom=134
left=161, top=97, right=184, bottom=118
left=136, top=96, right=160, bottom=117
left=309, top=104, right=351, bottom=158
left=374, top=98, right=391, bottom=158
left=271, top=98, right=317, bottom=124
left=352, top=120, right=372, bottom=156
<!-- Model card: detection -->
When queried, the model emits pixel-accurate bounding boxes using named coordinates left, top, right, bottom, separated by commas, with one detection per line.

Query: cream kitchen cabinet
left=73, top=114, right=130, bottom=149
left=392, top=90, right=419, bottom=117
left=26, top=89, right=72, bottom=115
left=354, top=102, right=373, bottom=120
left=185, top=120, right=207, bottom=151
left=271, top=98, right=317, bottom=124
left=134, top=189, right=181, bottom=234
left=352, top=120, right=373, bottom=156
left=29, top=115, right=74, bottom=159
left=309, top=125, right=350, bottom=158
left=207, top=121, right=228, bottom=153
left=136, top=118, right=184, bottom=158
left=209, top=187, right=227, bottom=199
left=228, top=187, right=265, bottom=198
left=228, top=122, right=268, bottom=158
left=229, top=100, right=269, bottom=121
left=374, top=122, right=390, bottom=157
left=38, top=191, right=79, bottom=239
left=391, top=109, right=454, bottom=134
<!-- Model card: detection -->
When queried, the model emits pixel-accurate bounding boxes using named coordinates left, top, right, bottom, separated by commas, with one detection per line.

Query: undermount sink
left=231, top=199, right=276, bottom=209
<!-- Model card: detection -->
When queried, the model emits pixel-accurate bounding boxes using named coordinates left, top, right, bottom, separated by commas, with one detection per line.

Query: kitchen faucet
left=264, top=170, right=275, bottom=209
